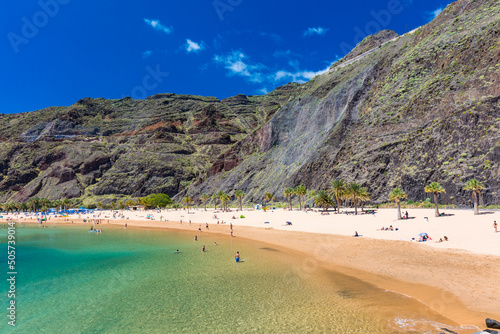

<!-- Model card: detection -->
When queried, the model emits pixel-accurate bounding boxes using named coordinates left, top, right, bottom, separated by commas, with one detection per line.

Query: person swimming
left=235, top=251, right=240, bottom=262
left=175, top=250, right=180, bottom=254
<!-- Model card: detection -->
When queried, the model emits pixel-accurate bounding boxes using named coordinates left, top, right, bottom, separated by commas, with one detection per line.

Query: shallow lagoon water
left=0, top=224, right=475, bottom=333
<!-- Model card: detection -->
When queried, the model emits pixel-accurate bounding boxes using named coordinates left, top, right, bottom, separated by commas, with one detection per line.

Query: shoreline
left=15, top=210, right=500, bottom=331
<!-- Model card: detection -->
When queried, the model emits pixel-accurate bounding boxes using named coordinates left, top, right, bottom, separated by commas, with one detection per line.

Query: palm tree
left=39, top=198, right=50, bottom=213
left=211, top=194, right=218, bottom=210
left=234, top=190, right=244, bottom=211
left=12, top=203, right=21, bottom=213
left=314, top=190, right=334, bottom=212
left=220, top=193, right=231, bottom=212
left=359, top=188, right=371, bottom=213
left=329, top=179, right=346, bottom=212
left=345, top=183, right=370, bottom=215
left=200, top=194, right=210, bottom=211
left=264, top=192, right=275, bottom=208
left=62, top=198, right=73, bottom=210
left=183, top=196, right=193, bottom=211
left=389, top=188, right=407, bottom=220
left=214, top=190, right=225, bottom=210
left=464, top=179, right=485, bottom=215
left=424, top=182, right=446, bottom=217
left=20, top=202, right=28, bottom=213
left=293, top=185, right=307, bottom=210
left=29, top=197, right=42, bottom=212
left=52, top=199, right=62, bottom=212
left=284, top=188, right=294, bottom=210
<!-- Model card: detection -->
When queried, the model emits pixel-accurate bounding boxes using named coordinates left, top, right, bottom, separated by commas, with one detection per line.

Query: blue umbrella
left=418, top=233, right=428, bottom=236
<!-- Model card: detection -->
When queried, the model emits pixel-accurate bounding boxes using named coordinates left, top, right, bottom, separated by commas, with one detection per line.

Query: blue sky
left=1, top=0, right=451, bottom=114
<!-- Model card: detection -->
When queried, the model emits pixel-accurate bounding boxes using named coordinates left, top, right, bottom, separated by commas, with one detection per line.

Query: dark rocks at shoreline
left=487, top=318, right=500, bottom=329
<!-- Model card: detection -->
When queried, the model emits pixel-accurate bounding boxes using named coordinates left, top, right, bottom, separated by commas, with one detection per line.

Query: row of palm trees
left=185, top=186, right=308, bottom=213
left=390, top=178, right=486, bottom=219
left=3, top=178, right=482, bottom=216
left=0, top=198, right=73, bottom=214
left=184, top=190, right=246, bottom=212
left=315, top=180, right=371, bottom=214
left=181, top=177, right=487, bottom=217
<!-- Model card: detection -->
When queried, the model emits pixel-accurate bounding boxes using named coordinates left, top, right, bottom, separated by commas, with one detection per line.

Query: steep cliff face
left=187, top=0, right=500, bottom=205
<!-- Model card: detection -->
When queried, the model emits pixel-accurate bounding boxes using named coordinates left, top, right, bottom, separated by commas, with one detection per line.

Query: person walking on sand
left=494, top=221, right=498, bottom=233
left=235, top=251, right=240, bottom=262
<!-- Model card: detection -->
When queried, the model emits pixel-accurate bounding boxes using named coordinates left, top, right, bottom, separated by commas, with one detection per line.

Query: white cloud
left=427, top=7, right=443, bottom=20
left=213, top=49, right=336, bottom=89
left=273, top=61, right=334, bottom=83
left=303, top=27, right=329, bottom=37
left=142, top=50, right=153, bottom=59
left=257, top=87, right=269, bottom=95
left=185, top=39, right=205, bottom=53
left=214, top=51, right=265, bottom=83
left=144, top=18, right=173, bottom=34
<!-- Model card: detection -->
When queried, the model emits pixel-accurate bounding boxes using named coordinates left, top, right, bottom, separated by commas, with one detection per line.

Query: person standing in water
left=202, top=245, right=206, bottom=252
left=235, top=251, right=240, bottom=262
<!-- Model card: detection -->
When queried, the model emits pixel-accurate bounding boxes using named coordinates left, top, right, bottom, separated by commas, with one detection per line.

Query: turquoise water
left=0, top=224, right=465, bottom=333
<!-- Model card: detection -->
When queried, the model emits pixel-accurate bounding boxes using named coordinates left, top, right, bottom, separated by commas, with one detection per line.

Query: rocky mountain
left=0, top=88, right=299, bottom=204
left=1, top=0, right=499, bottom=207
left=187, top=0, right=500, bottom=206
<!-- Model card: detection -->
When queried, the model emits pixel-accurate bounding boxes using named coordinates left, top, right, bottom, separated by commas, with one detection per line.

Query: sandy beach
left=7, top=207, right=500, bottom=330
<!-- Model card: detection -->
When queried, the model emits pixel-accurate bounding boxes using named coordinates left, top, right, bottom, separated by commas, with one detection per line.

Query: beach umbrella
left=418, top=233, right=428, bottom=236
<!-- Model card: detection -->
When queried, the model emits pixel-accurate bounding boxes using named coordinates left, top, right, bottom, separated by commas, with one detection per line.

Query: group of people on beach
left=437, top=236, right=449, bottom=243
left=379, top=225, right=398, bottom=231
